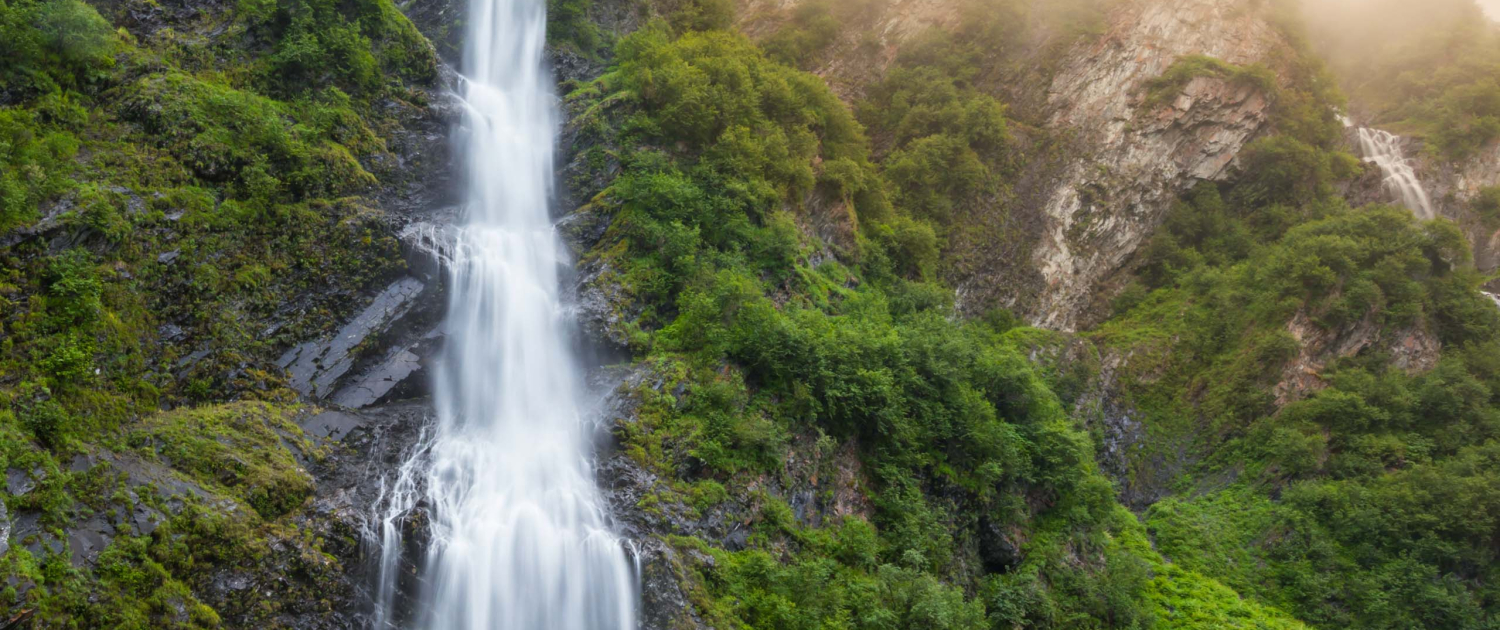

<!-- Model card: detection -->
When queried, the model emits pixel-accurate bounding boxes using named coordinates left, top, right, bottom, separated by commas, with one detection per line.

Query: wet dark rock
left=279, top=277, right=429, bottom=400
left=175, top=348, right=210, bottom=371
left=67, top=516, right=113, bottom=567
left=148, top=401, right=432, bottom=630
left=573, top=260, right=636, bottom=351
left=159, top=322, right=186, bottom=342
left=331, top=330, right=441, bottom=409
left=374, top=78, right=465, bottom=220
left=977, top=516, right=1022, bottom=574
left=300, top=410, right=371, bottom=443
left=273, top=401, right=435, bottom=625
left=13, top=512, right=60, bottom=559
left=5, top=468, right=38, bottom=497
left=372, top=502, right=433, bottom=628
left=635, top=538, right=710, bottom=630
left=398, top=214, right=460, bottom=277
left=399, top=0, right=466, bottom=64
left=0, top=502, right=9, bottom=558
left=722, top=527, right=750, bottom=552
left=67, top=454, right=95, bottom=473
left=557, top=203, right=615, bottom=254
left=126, top=501, right=165, bottom=537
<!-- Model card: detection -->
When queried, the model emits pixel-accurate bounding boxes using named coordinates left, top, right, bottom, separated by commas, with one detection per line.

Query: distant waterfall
left=371, top=0, right=639, bottom=627
left=1353, top=126, right=1436, bottom=220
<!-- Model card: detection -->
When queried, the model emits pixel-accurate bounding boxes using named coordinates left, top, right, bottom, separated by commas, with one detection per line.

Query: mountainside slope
left=2, top=0, right=1500, bottom=628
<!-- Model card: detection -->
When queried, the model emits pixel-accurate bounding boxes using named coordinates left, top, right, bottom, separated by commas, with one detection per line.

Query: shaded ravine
left=369, top=0, right=639, bottom=627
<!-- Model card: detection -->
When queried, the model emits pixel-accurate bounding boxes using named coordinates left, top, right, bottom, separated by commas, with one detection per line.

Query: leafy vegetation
left=549, top=0, right=607, bottom=55
left=1142, top=55, right=1278, bottom=110
left=0, top=0, right=430, bottom=622
left=1099, top=37, right=1500, bottom=630
left=559, top=12, right=1335, bottom=628
left=7, top=0, right=1500, bottom=627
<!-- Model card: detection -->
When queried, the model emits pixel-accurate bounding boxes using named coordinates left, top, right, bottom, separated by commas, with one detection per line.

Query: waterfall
left=371, top=0, right=639, bottom=627
left=1353, top=126, right=1436, bottom=220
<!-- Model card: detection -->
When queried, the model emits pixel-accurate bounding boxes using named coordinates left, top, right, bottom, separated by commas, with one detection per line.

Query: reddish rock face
left=1275, top=310, right=1442, bottom=406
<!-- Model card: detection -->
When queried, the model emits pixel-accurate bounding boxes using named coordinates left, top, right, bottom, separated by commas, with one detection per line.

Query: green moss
left=126, top=402, right=317, bottom=519
left=1143, top=55, right=1279, bottom=110
left=0, top=107, right=82, bottom=231
left=116, top=72, right=377, bottom=202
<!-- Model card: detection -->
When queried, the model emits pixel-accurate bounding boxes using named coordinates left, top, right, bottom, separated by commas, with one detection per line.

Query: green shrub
left=17, top=397, right=71, bottom=449
left=243, top=0, right=437, bottom=94
left=549, top=0, right=604, bottom=54
left=761, top=1, right=842, bottom=68
left=0, top=0, right=115, bottom=96
left=1471, top=185, right=1500, bottom=227
left=666, top=0, right=735, bottom=33
left=1143, top=55, right=1277, bottom=110
left=0, top=108, right=82, bottom=231
left=117, top=73, right=377, bottom=204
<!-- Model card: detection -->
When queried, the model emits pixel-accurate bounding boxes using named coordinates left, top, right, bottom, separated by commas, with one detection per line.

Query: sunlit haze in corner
left=1481, top=0, right=1500, bottom=20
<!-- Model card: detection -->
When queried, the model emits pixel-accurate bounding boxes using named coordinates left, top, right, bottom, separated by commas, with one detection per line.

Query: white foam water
left=1354, top=126, right=1436, bottom=220
left=371, top=0, right=638, bottom=627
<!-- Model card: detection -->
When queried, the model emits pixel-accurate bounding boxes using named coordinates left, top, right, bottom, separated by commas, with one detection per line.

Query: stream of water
left=1353, top=126, right=1436, bottom=220
left=372, top=0, right=639, bottom=627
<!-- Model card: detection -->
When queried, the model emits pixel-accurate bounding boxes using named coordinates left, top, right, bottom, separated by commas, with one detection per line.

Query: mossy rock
left=125, top=402, right=318, bottom=519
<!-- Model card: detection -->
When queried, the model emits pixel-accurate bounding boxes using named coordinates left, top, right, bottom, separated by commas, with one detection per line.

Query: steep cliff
left=1016, top=0, right=1295, bottom=329
left=736, top=0, right=1306, bottom=330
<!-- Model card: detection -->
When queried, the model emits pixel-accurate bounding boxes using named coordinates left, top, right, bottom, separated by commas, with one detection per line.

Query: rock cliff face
left=1015, top=0, right=1289, bottom=330
left=1274, top=310, right=1441, bottom=406
left=739, top=0, right=1297, bottom=330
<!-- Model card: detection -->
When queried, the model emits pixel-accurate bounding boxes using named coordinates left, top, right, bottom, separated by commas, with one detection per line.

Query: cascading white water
left=371, top=0, right=638, bottom=627
left=1354, top=126, right=1436, bottom=220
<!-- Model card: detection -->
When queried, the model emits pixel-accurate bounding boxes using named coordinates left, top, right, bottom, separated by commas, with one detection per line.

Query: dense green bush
left=1106, top=39, right=1500, bottom=626
left=549, top=0, right=605, bottom=55
left=242, top=0, right=436, bottom=95
left=856, top=32, right=1011, bottom=227
left=0, top=0, right=115, bottom=97
left=663, top=0, right=735, bottom=34
left=572, top=16, right=1315, bottom=628
left=0, top=107, right=81, bottom=231
left=760, top=0, right=843, bottom=69
left=118, top=73, right=377, bottom=204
